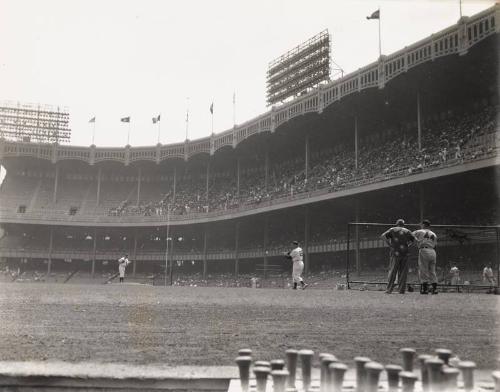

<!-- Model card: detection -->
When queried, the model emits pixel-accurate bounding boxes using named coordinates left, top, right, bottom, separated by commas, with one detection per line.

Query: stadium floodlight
left=0, top=101, right=71, bottom=143
left=266, top=30, right=331, bottom=106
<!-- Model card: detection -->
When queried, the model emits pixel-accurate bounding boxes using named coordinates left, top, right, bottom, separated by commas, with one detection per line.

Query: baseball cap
left=292, top=241, right=299, bottom=245
left=396, top=219, right=405, bottom=226
left=422, top=219, right=431, bottom=226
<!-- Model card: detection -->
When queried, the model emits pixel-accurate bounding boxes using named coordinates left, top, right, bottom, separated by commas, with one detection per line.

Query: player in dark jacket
left=381, top=219, right=416, bottom=294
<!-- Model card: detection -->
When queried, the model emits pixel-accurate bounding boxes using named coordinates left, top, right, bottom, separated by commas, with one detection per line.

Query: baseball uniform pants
left=418, top=248, right=437, bottom=284
left=292, top=261, right=304, bottom=283
left=387, top=255, right=409, bottom=293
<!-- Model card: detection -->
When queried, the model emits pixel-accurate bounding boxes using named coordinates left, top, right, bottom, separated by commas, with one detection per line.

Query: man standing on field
left=412, top=220, right=438, bottom=294
left=483, top=264, right=496, bottom=293
left=118, top=254, right=130, bottom=283
left=381, top=219, right=415, bottom=294
left=287, top=241, right=308, bottom=290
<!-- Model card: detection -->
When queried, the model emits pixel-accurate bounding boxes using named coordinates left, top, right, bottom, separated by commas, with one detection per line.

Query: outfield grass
left=0, top=283, right=498, bottom=369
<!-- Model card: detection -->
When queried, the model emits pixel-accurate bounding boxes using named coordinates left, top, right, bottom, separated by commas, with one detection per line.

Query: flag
left=186, top=110, right=189, bottom=122
left=89, top=117, right=95, bottom=123
left=210, top=102, right=213, bottom=114
left=121, top=116, right=130, bottom=123
left=366, top=9, right=380, bottom=19
left=152, top=114, right=160, bottom=124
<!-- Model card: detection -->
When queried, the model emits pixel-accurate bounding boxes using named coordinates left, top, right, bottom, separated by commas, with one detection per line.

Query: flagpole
left=91, top=121, right=96, bottom=145
left=378, top=7, right=381, bottom=57
left=233, top=92, right=236, bottom=126
left=157, top=116, right=161, bottom=144
left=127, top=122, right=131, bottom=145
left=185, top=97, right=190, bottom=140
left=459, top=0, right=462, bottom=18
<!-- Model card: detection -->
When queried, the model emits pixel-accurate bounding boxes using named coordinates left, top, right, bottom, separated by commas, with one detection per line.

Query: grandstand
left=0, top=4, right=498, bottom=287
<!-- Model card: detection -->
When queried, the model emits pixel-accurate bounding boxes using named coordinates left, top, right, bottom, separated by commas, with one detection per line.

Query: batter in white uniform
left=288, top=241, right=308, bottom=290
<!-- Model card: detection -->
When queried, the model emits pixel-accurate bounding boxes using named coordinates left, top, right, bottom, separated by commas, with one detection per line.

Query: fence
left=346, top=223, right=500, bottom=292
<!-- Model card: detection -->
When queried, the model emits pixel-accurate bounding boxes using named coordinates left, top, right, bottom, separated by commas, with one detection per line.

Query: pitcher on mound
left=287, top=241, right=308, bottom=290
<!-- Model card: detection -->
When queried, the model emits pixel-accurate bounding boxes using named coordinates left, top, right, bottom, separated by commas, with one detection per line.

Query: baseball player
left=381, top=219, right=415, bottom=294
left=118, top=254, right=130, bottom=283
left=449, top=264, right=460, bottom=293
left=450, top=265, right=460, bottom=286
left=412, top=220, right=438, bottom=294
left=483, top=264, right=496, bottom=293
left=287, top=241, right=308, bottom=290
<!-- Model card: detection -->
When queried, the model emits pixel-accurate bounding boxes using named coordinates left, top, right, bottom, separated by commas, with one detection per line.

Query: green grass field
left=0, top=283, right=498, bottom=369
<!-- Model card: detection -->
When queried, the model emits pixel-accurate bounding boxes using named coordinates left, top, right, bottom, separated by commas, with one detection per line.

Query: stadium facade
left=0, top=4, right=499, bottom=285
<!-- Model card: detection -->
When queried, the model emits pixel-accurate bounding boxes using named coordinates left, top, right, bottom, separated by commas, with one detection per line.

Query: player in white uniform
left=412, top=220, right=438, bottom=294
left=287, top=241, right=308, bottom=290
left=450, top=265, right=460, bottom=285
left=449, top=265, right=460, bottom=292
left=118, top=254, right=130, bottom=283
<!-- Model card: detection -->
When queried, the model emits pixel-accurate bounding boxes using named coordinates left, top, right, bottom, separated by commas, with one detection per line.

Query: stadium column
left=263, top=215, right=269, bottom=279
left=136, top=167, right=141, bottom=206
left=53, top=164, right=59, bottom=203
left=236, top=157, right=240, bottom=201
left=355, top=198, right=361, bottom=275
left=173, top=166, right=177, bottom=203
left=264, top=147, right=269, bottom=192
left=47, top=227, right=53, bottom=276
left=234, top=221, right=240, bottom=278
left=497, top=229, right=500, bottom=288
left=417, top=91, right=422, bottom=151
left=169, top=229, right=175, bottom=285
left=91, top=228, right=97, bottom=278
left=96, top=167, right=102, bottom=205
left=132, top=230, right=138, bottom=277
left=419, top=184, right=425, bottom=223
left=305, top=134, right=309, bottom=185
left=354, top=117, right=359, bottom=170
left=203, top=225, right=208, bottom=279
left=304, top=206, right=310, bottom=276
left=206, top=161, right=210, bottom=208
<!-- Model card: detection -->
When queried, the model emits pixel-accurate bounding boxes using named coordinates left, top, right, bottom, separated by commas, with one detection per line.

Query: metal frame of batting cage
left=346, top=222, right=500, bottom=292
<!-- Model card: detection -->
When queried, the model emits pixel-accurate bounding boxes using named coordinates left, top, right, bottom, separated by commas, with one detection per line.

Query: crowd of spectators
left=0, top=100, right=488, bottom=219
left=106, top=102, right=497, bottom=217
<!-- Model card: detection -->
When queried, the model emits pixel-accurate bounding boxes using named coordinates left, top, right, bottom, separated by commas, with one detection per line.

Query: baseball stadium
left=0, top=3, right=499, bottom=391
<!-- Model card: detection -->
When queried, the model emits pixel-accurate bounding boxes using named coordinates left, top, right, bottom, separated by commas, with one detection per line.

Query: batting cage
left=346, top=223, right=500, bottom=293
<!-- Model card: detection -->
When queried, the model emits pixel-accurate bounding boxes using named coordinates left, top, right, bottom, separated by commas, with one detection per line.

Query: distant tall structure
left=266, top=30, right=331, bottom=106
left=0, top=101, right=71, bottom=144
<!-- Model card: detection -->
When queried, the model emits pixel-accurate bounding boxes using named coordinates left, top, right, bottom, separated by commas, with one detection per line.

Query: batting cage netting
left=346, top=223, right=500, bottom=292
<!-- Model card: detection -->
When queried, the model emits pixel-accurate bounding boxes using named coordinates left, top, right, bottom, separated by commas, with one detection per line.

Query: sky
left=0, top=0, right=496, bottom=148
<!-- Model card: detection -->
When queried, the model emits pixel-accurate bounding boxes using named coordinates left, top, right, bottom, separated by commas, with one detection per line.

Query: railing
left=2, top=223, right=498, bottom=261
